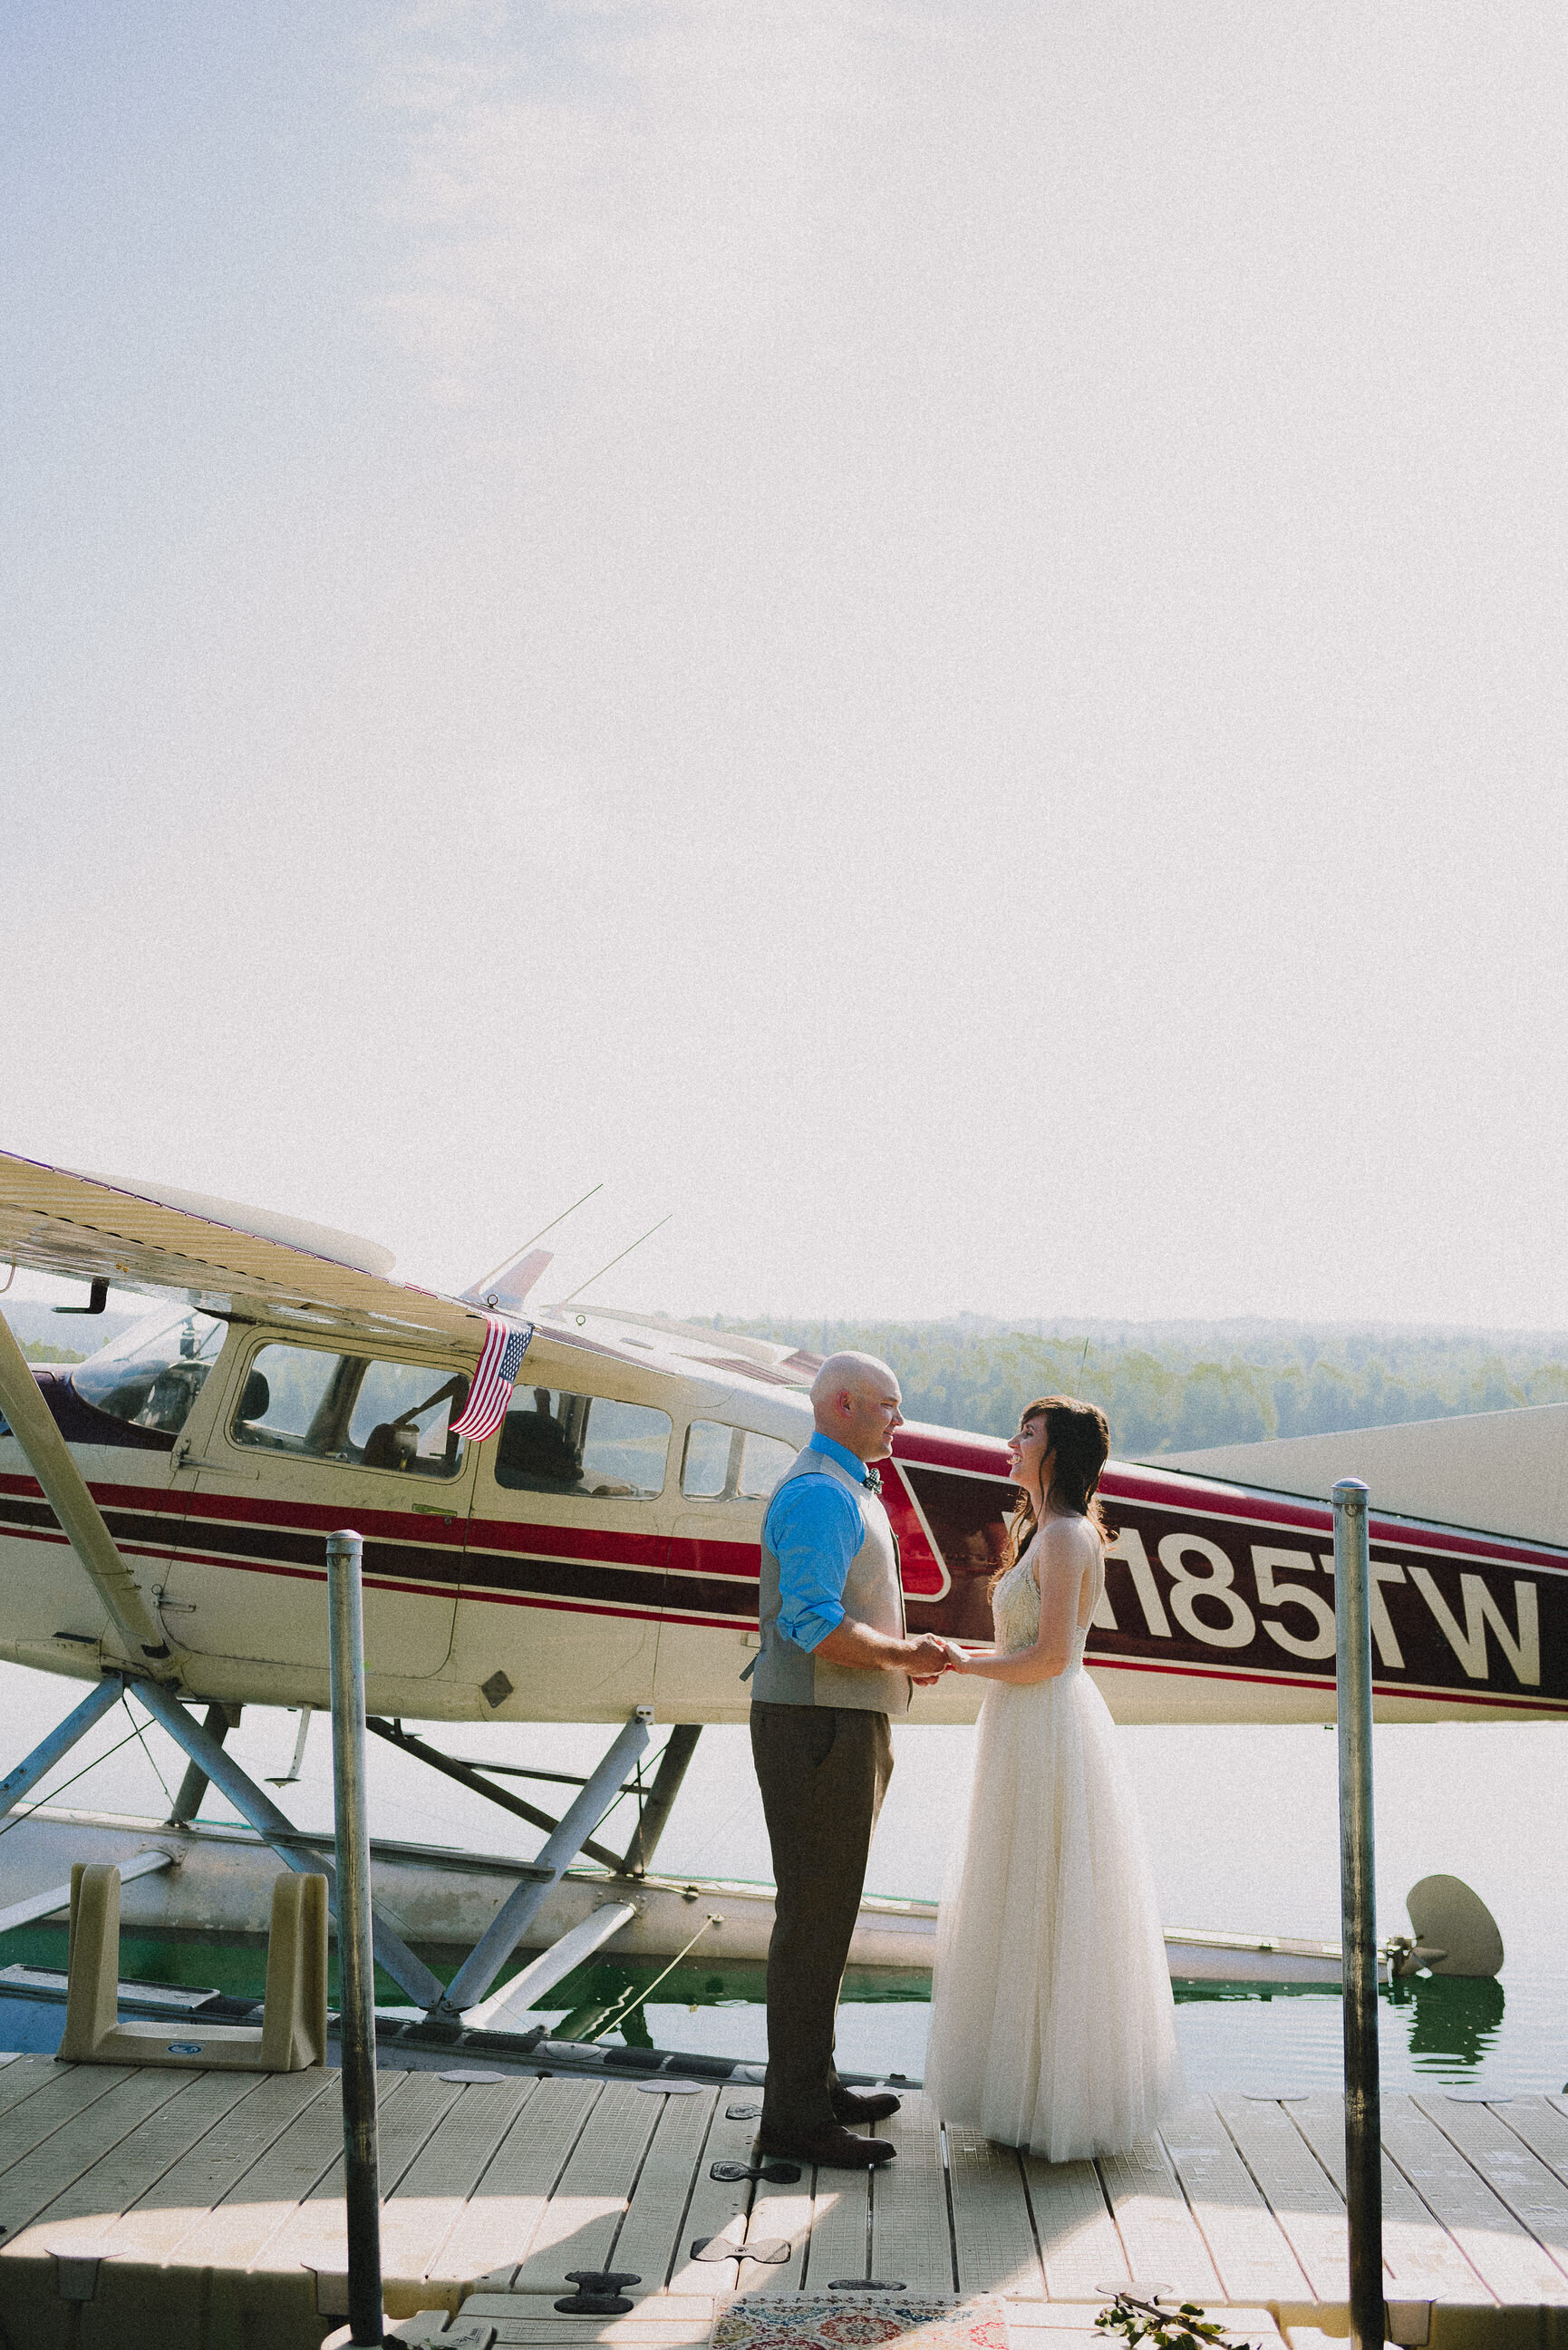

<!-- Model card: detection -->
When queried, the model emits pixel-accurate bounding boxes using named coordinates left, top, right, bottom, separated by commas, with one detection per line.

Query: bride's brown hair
left=992, top=1393, right=1112, bottom=1596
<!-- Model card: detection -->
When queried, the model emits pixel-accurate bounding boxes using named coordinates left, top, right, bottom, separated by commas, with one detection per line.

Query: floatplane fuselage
left=0, top=1151, right=1563, bottom=1734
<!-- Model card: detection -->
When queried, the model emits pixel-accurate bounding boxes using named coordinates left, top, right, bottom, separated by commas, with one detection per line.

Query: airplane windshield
left=72, top=1306, right=226, bottom=1436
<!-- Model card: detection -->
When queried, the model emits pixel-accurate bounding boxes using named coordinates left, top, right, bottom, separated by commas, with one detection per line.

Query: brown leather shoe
left=757, top=2122, right=897, bottom=2169
left=832, top=2088, right=902, bottom=2124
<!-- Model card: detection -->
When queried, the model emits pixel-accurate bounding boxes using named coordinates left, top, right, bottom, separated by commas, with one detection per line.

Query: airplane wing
left=1167, top=1406, right=1568, bottom=1553
left=0, top=1147, right=489, bottom=1356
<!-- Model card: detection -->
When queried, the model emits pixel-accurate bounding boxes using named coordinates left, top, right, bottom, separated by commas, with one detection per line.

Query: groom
left=750, top=1352, right=950, bottom=2168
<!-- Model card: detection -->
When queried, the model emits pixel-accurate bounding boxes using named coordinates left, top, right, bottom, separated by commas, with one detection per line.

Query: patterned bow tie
left=863, top=1468, right=882, bottom=1496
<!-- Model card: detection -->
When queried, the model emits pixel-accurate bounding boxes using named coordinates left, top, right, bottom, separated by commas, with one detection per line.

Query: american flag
left=451, top=1315, right=534, bottom=1441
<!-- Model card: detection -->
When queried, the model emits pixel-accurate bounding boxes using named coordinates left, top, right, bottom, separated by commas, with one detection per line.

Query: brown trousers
left=750, top=1702, right=895, bottom=2136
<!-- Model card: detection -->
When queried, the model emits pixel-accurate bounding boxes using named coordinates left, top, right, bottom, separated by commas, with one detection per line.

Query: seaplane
left=0, top=1148, right=1532, bottom=2066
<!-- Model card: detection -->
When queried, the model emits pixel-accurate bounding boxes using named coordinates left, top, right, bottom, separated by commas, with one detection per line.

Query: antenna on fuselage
left=462, top=1182, right=605, bottom=1306
left=560, top=1214, right=673, bottom=1305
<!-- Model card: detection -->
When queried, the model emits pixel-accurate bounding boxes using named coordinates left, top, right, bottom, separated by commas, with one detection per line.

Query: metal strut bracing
left=131, top=1679, right=446, bottom=2011
left=437, top=1710, right=655, bottom=2020
left=364, top=1716, right=628, bottom=1872
left=167, top=1702, right=241, bottom=1825
left=619, top=1724, right=702, bottom=1875
left=0, top=1678, right=123, bottom=1821
left=364, top=1715, right=704, bottom=1879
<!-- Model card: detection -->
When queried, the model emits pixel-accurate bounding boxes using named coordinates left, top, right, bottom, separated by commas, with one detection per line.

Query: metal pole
left=1334, top=1478, right=1384, bottom=2350
left=326, top=1530, right=382, bottom=2349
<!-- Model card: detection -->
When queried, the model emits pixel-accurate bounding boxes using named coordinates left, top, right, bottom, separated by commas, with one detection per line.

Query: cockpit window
left=73, top=1307, right=225, bottom=1436
left=495, top=1389, right=671, bottom=1499
left=231, top=1344, right=469, bottom=1478
left=681, top=1422, right=796, bottom=1501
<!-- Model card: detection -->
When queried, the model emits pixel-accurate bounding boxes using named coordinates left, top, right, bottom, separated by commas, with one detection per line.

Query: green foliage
left=1096, top=2294, right=1248, bottom=2350
left=713, top=1315, right=1568, bottom=1455
left=20, top=1341, right=86, bottom=1364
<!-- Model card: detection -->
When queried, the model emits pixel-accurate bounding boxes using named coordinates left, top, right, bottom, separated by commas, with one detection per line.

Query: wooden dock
left=4, top=2052, right=1568, bottom=2349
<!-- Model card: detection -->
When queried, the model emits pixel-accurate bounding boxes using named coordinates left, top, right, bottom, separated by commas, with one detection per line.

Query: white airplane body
left=1, top=1147, right=1563, bottom=1734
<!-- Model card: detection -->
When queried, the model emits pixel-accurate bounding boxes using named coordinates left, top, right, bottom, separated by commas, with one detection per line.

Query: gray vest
left=753, top=1444, right=912, bottom=1714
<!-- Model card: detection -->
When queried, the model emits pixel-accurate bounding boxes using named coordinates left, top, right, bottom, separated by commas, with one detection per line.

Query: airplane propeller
left=1391, top=1874, right=1505, bottom=1978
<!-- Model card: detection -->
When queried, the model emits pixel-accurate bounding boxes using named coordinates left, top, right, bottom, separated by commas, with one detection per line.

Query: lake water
left=1, top=1662, right=1562, bottom=2094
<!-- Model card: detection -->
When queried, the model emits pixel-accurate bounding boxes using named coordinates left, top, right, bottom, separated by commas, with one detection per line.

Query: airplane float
left=0, top=1147, right=1538, bottom=2038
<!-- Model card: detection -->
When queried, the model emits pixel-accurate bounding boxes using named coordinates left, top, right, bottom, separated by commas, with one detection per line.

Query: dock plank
left=869, top=2091, right=954, bottom=2296
left=802, top=2161, right=871, bottom=2289
left=384, top=2076, right=539, bottom=2288
left=197, top=2068, right=414, bottom=2274
left=615, top=2083, right=721, bottom=2295
left=1021, top=2155, right=1126, bottom=2300
left=1099, top=2135, right=1222, bottom=2301
left=9, top=2067, right=258, bottom=2249
left=738, top=2166, right=812, bottom=2297
left=1161, top=2101, right=1310, bottom=2304
left=265, top=2070, right=462, bottom=2285
left=97, top=2068, right=338, bottom=2268
left=0, top=2066, right=191, bottom=2241
left=1411, top=2094, right=1568, bottom=2288
left=728, top=2096, right=818, bottom=2297
left=945, top=2121, right=1043, bottom=2297
left=1212, top=2095, right=1348, bottom=2305
left=437, top=2073, right=599, bottom=2291
left=1377, top=2093, right=1567, bottom=2304
left=0, top=2055, right=140, bottom=2170
left=0, top=2051, right=84, bottom=2121
left=1290, top=2093, right=1490, bottom=2303
left=1491, top=2099, right=1568, bottom=2191
left=511, top=2082, right=664, bottom=2293
left=670, top=2095, right=762, bottom=2297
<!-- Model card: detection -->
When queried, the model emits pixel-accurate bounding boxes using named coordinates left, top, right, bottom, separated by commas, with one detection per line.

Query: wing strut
left=0, top=1308, right=173, bottom=1672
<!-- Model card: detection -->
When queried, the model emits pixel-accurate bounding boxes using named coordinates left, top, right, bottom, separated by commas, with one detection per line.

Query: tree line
left=711, top=1316, right=1568, bottom=1456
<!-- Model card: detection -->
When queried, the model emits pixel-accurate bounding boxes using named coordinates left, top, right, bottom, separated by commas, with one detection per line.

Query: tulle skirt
left=923, top=1664, right=1184, bottom=2160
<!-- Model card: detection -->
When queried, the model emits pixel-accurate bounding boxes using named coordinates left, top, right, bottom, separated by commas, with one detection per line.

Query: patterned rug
left=712, top=2295, right=1009, bottom=2350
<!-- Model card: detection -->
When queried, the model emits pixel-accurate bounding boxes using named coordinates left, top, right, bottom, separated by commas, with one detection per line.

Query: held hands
left=906, top=1631, right=954, bottom=1685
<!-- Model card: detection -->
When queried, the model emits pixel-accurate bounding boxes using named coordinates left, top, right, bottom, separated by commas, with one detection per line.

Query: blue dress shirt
left=762, top=1432, right=876, bottom=1654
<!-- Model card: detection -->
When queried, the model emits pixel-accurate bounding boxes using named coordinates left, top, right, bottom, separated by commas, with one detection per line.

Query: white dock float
left=2, top=2055, right=1568, bottom=2349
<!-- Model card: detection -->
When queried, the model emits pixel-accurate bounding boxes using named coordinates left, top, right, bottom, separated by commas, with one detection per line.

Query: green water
left=4, top=1921, right=1539, bottom=2097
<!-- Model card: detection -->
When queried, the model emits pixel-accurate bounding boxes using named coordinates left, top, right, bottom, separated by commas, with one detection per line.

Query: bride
left=923, top=1393, right=1183, bottom=2159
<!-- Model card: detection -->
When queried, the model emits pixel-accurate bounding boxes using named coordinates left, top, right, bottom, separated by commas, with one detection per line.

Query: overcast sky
left=5, top=1, right=1566, bottom=1326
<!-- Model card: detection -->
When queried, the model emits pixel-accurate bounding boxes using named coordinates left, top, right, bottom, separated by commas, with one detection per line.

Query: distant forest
left=17, top=1297, right=1568, bottom=1460
left=712, top=1316, right=1568, bottom=1457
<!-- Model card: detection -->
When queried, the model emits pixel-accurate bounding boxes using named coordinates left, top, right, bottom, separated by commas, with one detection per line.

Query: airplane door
left=654, top=1422, right=798, bottom=1717
left=160, top=1338, right=474, bottom=1678
left=456, top=1383, right=672, bottom=1719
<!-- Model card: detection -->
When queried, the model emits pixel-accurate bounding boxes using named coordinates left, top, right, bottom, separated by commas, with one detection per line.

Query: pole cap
left=1332, top=1478, right=1370, bottom=1506
left=324, top=1529, right=364, bottom=1556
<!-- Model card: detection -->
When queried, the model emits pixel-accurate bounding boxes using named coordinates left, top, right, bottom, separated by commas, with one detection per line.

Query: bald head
left=811, top=1352, right=904, bottom=1462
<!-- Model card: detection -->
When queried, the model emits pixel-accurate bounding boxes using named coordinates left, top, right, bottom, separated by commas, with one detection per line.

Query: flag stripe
left=451, top=1315, right=534, bottom=1442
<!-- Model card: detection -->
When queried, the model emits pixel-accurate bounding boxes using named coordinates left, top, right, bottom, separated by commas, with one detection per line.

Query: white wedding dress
left=923, top=1531, right=1184, bottom=2159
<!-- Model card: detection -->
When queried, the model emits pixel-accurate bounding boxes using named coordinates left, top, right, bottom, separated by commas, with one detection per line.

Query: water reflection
left=1390, top=1972, right=1506, bottom=2073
